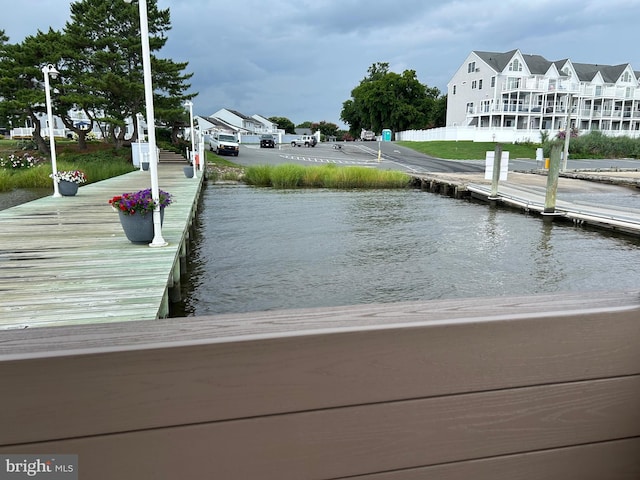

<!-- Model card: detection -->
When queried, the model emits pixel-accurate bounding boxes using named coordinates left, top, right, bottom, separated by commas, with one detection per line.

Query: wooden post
left=544, top=144, right=561, bottom=214
left=490, top=143, right=502, bottom=198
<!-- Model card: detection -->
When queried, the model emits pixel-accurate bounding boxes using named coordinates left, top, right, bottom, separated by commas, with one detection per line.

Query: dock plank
left=0, top=163, right=203, bottom=328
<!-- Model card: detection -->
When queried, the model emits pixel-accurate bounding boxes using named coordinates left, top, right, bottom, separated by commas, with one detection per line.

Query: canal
left=172, top=184, right=640, bottom=317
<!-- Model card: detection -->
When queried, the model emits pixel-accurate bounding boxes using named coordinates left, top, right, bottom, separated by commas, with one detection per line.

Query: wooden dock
left=0, top=162, right=203, bottom=329
left=413, top=171, right=640, bottom=235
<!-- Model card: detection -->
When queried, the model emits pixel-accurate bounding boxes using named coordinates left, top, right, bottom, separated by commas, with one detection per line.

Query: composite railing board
left=1, top=291, right=640, bottom=478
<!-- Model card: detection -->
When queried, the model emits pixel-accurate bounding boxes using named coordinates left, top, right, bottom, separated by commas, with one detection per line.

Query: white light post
left=42, top=64, right=61, bottom=198
left=184, top=100, right=197, bottom=179
left=125, top=0, right=167, bottom=247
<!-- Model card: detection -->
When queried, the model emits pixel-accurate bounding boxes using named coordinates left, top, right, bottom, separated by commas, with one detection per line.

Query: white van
left=209, top=132, right=240, bottom=156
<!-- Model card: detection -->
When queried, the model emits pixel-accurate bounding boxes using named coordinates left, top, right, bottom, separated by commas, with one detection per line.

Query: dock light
left=124, top=0, right=167, bottom=247
left=42, top=64, right=61, bottom=198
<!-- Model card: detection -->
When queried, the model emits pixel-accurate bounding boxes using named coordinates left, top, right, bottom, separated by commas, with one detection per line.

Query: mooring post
left=544, top=143, right=561, bottom=214
left=490, top=143, right=502, bottom=199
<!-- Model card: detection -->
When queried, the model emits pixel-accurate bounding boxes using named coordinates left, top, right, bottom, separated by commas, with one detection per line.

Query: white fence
left=395, top=126, right=640, bottom=143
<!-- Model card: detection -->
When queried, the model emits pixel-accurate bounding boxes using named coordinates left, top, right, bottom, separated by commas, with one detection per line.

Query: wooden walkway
left=0, top=163, right=203, bottom=329
left=414, top=171, right=640, bottom=235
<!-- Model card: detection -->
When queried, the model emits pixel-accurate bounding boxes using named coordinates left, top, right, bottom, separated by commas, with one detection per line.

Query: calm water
left=172, top=184, right=640, bottom=317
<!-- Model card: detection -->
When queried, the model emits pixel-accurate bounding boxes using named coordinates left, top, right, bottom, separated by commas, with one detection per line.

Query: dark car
left=260, top=134, right=276, bottom=148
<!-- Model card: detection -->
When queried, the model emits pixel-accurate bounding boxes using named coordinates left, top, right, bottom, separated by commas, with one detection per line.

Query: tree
left=0, top=28, right=66, bottom=155
left=311, top=121, right=339, bottom=138
left=60, top=0, right=194, bottom=148
left=0, top=0, right=195, bottom=152
left=268, top=116, right=295, bottom=133
left=340, top=62, right=446, bottom=136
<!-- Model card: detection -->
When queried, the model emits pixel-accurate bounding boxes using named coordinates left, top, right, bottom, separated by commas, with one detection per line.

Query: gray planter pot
left=118, top=208, right=164, bottom=244
left=183, top=166, right=194, bottom=178
left=58, top=180, right=79, bottom=196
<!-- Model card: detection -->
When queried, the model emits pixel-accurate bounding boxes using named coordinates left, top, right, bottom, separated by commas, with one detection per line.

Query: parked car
left=260, top=134, right=276, bottom=148
left=291, top=135, right=317, bottom=147
left=209, top=132, right=240, bottom=156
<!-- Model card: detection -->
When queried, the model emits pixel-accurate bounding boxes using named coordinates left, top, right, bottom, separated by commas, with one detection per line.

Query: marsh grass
left=245, top=164, right=411, bottom=189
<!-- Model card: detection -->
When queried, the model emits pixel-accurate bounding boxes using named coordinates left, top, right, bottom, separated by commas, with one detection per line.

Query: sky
left=2, top=0, right=640, bottom=129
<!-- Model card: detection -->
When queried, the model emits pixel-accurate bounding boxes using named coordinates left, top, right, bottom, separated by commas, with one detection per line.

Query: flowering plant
left=0, top=153, right=43, bottom=169
left=50, top=170, right=87, bottom=184
left=109, top=188, right=173, bottom=216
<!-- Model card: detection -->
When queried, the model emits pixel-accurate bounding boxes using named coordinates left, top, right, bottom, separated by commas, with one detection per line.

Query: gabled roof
left=473, top=50, right=634, bottom=84
left=570, top=63, right=621, bottom=83
left=475, top=49, right=554, bottom=75
left=474, top=49, right=518, bottom=72
left=226, top=109, right=254, bottom=122
left=203, top=116, right=244, bottom=133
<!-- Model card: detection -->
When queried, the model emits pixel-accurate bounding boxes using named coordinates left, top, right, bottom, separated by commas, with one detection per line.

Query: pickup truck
left=291, top=135, right=317, bottom=147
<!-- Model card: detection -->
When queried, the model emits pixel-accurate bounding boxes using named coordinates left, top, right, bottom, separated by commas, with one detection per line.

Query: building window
left=509, top=59, right=522, bottom=72
left=466, top=102, right=474, bottom=114
left=472, top=80, right=477, bottom=89
left=491, top=76, right=495, bottom=88
left=478, top=79, right=483, bottom=90
left=468, top=61, right=475, bottom=73
left=622, top=71, right=632, bottom=83
left=507, top=77, right=520, bottom=89
left=453, top=85, right=456, bottom=95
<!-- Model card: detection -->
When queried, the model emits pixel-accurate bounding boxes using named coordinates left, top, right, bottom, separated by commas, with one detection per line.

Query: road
left=227, top=141, right=640, bottom=174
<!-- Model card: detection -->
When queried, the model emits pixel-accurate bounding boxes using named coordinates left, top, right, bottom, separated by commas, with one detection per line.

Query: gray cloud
left=3, top=0, right=640, bottom=128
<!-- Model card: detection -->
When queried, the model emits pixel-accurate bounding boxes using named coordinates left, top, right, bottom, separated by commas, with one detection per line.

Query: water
left=173, top=185, right=640, bottom=317
left=0, top=188, right=50, bottom=211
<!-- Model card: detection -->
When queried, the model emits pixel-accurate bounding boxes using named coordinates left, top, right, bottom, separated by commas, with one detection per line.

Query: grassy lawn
left=0, top=139, right=135, bottom=191
left=397, top=140, right=539, bottom=160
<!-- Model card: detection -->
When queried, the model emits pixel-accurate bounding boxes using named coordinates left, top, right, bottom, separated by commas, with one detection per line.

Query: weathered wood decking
left=0, top=163, right=203, bottom=328
left=413, top=171, right=640, bottom=234
left=1, top=291, right=639, bottom=478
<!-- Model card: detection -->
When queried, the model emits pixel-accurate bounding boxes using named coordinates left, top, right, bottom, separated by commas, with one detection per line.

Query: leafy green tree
left=341, top=62, right=445, bottom=136
left=61, top=0, right=194, bottom=148
left=269, top=116, right=295, bottom=133
left=0, top=28, right=66, bottom=154
left=312, top=121, right=339, bottom=138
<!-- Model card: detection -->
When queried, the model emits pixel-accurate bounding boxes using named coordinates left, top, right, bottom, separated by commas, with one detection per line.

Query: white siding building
left=444, top=49, right=640, bottom=140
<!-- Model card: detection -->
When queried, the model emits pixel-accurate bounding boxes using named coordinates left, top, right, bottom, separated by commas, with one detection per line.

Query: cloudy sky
left=3, top=0, right=639, bottom=128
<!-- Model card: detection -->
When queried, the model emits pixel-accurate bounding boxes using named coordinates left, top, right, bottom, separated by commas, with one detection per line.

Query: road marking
left=279, top=154, right=379, bottom=166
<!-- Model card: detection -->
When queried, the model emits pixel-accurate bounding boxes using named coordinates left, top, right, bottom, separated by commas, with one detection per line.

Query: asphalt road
left=225, top=141, right=640, bottom=174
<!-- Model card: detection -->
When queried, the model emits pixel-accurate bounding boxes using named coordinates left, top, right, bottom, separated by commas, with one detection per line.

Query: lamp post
left=184, top=100, right=197, bottom=179
left=42, top=64, right=61, bottom=198
left=125, top=0, right=167, bottom=247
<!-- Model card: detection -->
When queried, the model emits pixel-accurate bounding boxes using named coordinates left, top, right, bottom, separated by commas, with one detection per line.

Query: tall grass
left=0, top=149, right=134, bottom=192
left=244, top=164, right=411, bottom=189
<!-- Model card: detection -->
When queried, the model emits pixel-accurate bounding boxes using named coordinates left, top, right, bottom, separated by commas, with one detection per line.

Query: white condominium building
left=447, top=49, right=640, bottom=136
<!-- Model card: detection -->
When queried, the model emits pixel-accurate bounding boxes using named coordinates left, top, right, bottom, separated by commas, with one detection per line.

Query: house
left=212, top=109, right=264, bottom=134
left=445, top=49, right=640, bottom=139
left=251, top=114, right=279, bottom=133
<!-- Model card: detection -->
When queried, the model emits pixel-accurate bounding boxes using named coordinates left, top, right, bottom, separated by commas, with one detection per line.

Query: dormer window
left=621, top=71, right=632, bottom=83
left=509, top=59, right=522, bottom=72
left=468, top=61, right=476, bottom=73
